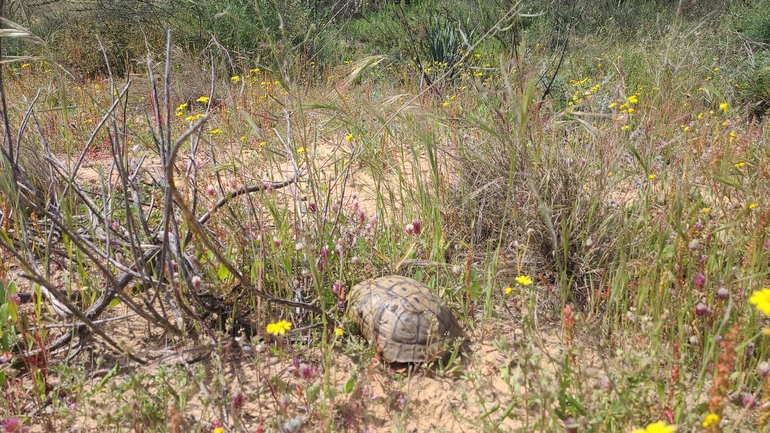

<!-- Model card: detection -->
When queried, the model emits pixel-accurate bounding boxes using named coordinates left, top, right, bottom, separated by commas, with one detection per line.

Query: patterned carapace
left=348, top=275, right=466, bottom=363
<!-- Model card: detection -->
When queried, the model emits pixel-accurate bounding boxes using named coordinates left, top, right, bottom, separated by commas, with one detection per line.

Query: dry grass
left=1, top=7, right=770, bottom=433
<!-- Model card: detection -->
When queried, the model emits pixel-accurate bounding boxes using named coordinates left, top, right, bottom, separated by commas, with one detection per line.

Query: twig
left=167, top=115, right=324, bottom=315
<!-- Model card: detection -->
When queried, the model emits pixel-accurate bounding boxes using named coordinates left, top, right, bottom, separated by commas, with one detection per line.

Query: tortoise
left=347, top=275, right=467, bottom=363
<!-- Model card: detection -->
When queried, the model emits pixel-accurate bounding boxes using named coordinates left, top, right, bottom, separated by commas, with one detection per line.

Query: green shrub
left=735, top=0, right=770, bottom=44
left=11, top=1, right=169, bottom=77
left=740, top=51, right=770, bottom=117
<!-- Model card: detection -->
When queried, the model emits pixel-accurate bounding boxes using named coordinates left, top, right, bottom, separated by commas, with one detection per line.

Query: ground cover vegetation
left=1, top=0, right=770, bottom=431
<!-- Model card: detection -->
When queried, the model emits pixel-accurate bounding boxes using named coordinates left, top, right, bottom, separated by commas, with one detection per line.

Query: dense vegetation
left=1, top=0, right=770, bottom=431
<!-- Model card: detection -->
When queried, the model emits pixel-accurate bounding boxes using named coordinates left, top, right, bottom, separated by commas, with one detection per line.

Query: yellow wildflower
left=505, top=286, right=513, bottom=295
left=185, top=115, right=195, bottom=121
left=702, top=413, right=719, bottom=428
left=297, top=147, right=306, bottom=154
left=211, top=128, right=222, bottom=135
left=177, top=103, right=188, bottom=111
left=749, top=203, right=759, bottom=210
left=231, top=75, right=241, bottom=83
left=266, top=320, right=292, bottom=336
left=719, top=102, right=728, bottom=112
left=628, top=107, right=635, bottom=114
left=214, top=428, right=224, bottom=433
left=648, top=174, right=657, bottom=180
left=608, top=102, right=617, bottom=109
left=750, top=289, right=770, bottom=316
left=240, top=136, right=247, bottom=142
left=627, top=95, right=638, bottom=104
left=345, top=133, right=354, bottom=142
left=515, top=276, right=533, bottom=286
left=334, top=328, right=344, bottom=337
left=701, top=208, right=711, bottom=214
left=197, top=96, right=210, bottom=104
left=632, top=421, right=676, bottom=433
left=683, top=126, right=690, bottom=132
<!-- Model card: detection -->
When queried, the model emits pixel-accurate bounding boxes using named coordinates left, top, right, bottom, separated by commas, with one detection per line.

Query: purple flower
left=748, top=342, right=755, bottom=357
left=564, top=418, right=579, bottom=433
left=412, top=219, right=421, bottom=234
left=366, top=215, right=377, bottom=231
left=9, top=294, right=20, bottom=304
left=695, top=302, right=710, bottom=317
left=1, top=417, right=29, bottom=433
left=743, top=393, right=758, bottom=409
left=716, top=287, right=729, bottom=300
left=232, top=393, right=245, bottom=410
left=308, top=200, right=316, bottom=212
left=298, top=363, right=314, bottom=380
left=758, top=361, right=770, bottom=378
left=693, top=273, right=706, bottom=289
left=320, top=245, right=329, bottom=259
left=405, top=224, right=415, bottom=235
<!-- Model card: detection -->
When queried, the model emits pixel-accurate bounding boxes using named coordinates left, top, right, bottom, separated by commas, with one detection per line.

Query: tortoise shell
left=347, top=275, right=466, bottom=363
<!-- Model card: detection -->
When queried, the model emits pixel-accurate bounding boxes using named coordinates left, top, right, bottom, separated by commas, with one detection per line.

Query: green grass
left=2, top=1, right=770, bottom=432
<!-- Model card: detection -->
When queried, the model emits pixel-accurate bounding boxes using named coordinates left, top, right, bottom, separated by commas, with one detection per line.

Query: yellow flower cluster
left=515, top=275, right=533, bottom=286
left=632, top=421, right=676, bottom=433
left=176, top=103, right=187, bottom=118
left=750, top=289, right=770, bottom=316
left=702, top=413, right=719, bottom=428
left=266, top=320, right=292, bottom=336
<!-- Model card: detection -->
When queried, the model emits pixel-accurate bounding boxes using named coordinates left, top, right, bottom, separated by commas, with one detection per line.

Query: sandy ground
left=7, top=127, right=591, bottom=432
left=18, top=301, right=569, bottom=432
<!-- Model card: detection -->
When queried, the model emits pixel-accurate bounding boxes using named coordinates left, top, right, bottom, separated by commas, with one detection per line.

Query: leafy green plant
left=428, top=15, right=473, bottom=78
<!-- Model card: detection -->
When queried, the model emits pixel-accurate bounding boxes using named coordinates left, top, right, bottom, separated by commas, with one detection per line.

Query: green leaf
left=306, top=385, right=321, bottom=404
left=343, top=372, right=357, bottom=394
left=94, top=363, right=120, bottom=393
left=218, top=263, right=231, bottom=280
